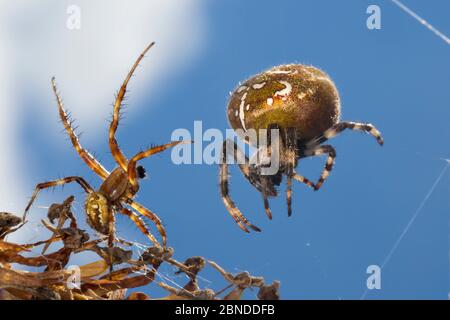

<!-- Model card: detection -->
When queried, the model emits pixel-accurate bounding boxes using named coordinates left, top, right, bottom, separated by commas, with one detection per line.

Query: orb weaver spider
left=221, top=64, right=384, bottom=232
left=23, top=42, right=185, bottom=254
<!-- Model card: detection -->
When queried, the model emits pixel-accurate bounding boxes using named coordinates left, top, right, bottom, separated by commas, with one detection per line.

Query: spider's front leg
left=220, top=139, right=262, bottom=233
left=109, top=42, right=156, bottom=172
left=127, top=141, right=191, bottom=194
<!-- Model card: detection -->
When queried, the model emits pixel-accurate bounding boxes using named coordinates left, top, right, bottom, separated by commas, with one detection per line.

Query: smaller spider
left=221, top=64, right=384, bottom=232
left=23, top=43, right=186, bottom=259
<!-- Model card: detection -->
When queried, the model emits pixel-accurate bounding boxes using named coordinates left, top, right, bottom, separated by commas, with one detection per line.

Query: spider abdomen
left=85, top=192, right=113, bottom=235
left=227, top=64, right=341, bottom=144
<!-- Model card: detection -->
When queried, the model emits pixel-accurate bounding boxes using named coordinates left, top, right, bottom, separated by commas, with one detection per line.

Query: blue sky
left=2, top=0, right=449, bottom=299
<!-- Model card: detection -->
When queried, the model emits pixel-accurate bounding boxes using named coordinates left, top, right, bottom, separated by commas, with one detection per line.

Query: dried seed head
left=60, top=227, right=90, bottom=249
left=0, top=212, right=22, bottom=230
left=176, top=256, right=206, bottom=276
left=47, top=195, right=75, bottom=224
left=257, top=280, right=280, bottom=300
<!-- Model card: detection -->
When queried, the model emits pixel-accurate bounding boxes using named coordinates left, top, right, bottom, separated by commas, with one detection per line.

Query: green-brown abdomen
left=227, top=64, right=341, bottom=144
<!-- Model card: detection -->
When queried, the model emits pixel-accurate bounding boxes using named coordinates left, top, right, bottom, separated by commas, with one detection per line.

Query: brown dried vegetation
left=0, top=197, right=279, bottom=300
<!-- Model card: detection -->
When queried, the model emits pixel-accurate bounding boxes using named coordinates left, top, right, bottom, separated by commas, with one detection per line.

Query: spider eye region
left=136, top=165, right=147, bottom=179
left=227, top=64, right=341, bottom=144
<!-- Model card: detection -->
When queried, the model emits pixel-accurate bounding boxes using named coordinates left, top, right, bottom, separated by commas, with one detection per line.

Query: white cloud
left=0, top=0, right=206, bottom=240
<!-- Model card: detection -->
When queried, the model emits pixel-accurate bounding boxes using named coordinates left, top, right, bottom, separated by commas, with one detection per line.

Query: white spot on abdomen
left=297, top=92, right=307, bottom=100
left=267, top=70, right=292, bottom=74
left=252, top=82, right=266, bottom=89
left=237, top=85, right=248, bottom=93
left=239, top=92, right=248, bottom=131
left=275, top=81, right=292, bottom=99
left=267, top=97, right=273, bottom=106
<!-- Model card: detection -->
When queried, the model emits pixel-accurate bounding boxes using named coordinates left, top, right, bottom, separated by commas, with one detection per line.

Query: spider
left=220, top=64, right=384, bottom=232
left=23, top=42, right=185, bottom=256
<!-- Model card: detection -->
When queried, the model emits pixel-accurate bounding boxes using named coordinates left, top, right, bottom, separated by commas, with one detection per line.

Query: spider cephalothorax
left=221, top=64, right=384, bottom=232
left=23, top=43, right=185, bottom=259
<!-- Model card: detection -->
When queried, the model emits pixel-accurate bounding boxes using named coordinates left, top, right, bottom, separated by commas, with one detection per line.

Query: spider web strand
left=360, top=162, right=448, bottom=299
left=390, top=0, right=450, bottom=45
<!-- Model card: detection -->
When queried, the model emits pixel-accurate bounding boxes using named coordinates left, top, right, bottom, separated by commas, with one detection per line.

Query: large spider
left=23, top=42, right=184, bottom=254
left=220, top=64, right=384, bottom=232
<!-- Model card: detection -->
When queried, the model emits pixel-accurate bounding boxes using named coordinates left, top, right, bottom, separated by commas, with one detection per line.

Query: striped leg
left=119, top=207, right=160, bottom=248
left=220, top=163, right=262, bottom=233
left=306, top=121, right=384, bottom=148
left=224, top=139, right=263, bottom=192
left=293, top=173, right=317, bottom=190
left=51, top=78, right=110, bottom=180
left=109, top=42, right=155, bottom=172
left=220, top=140, right=261, bottom=233
left=261, top=178, right=273, bottom=220
left=126, top=199, right=166, bottom=248
left=303, top=145, right=337, bottom=191
left=286, top=175, right=293, bottom=216
left=285, top=128, right=297, bottom=217
left=23, top=177, right=94, bottom=221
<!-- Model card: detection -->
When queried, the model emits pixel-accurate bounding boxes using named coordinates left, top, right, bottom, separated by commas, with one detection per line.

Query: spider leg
left=23, top=176, right=94, bottom=221
left=127, top=141, right=189, bottom=194
left=306, top=121, right=384, bottom=148
left=250, top=125, right=281, bottom=220
left=302, top=145, right=337, bottom=191
left=125, top=199, right=166, bottom=248
left=286, top=175, right=293, bottom=216
left=292, top=173, right=316, bottom=190
left=119, top=207, right=160, bottom=248
left=109, top=42, right=155, bottom=171
left=107, top=210, right=116, bottom=272
left=220, top=140, right=262, bottom=233
left=261, top=178, right=273, bottom=220
left=285, top=127, right=297, bottom=217
left=51, top=78, right=110, bottom=180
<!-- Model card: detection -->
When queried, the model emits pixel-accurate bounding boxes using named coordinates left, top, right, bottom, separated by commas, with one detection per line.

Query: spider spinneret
left=221, top=64, right=384, bottom=232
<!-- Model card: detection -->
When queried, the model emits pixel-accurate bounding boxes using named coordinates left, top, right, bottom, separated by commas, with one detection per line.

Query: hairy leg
left=220, top=140, right=261, bottom=233
left=126, top=199, right=167, bottom=248
left=119, top=207, right=160, bottom=248
left=109, top=42, right=156, bottom=171
left=23, top=176, right=93, bottom=221
left=301, top=145, right=337, bottom=191
left=51, top=78, right=110, bottom=179
left=127, top=141, right=189, bottom=194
